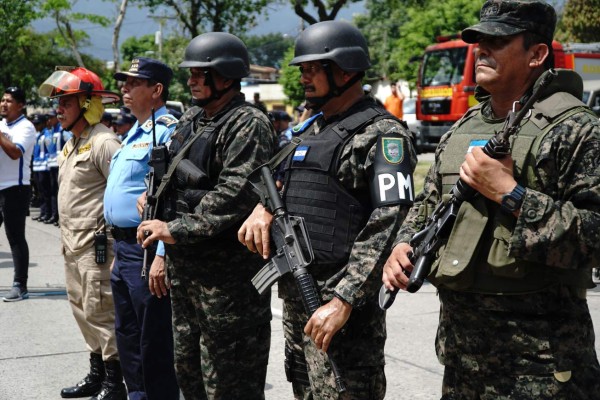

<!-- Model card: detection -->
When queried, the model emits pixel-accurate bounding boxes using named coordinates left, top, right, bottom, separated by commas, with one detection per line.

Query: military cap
left=462, top=0, right=557, bottom=44
left=114, top=56, right=174, bottom=87
left=269, top=110, right=292, bottom=122
left=101, top=111, right=114, bottom=123
left=30, top=113, right=48, bottom=125
left=113, top=114, right=136, bottom=126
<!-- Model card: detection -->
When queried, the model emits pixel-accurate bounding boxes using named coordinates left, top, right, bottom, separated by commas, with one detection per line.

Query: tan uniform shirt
left=57, top=123, right=120, bottom=256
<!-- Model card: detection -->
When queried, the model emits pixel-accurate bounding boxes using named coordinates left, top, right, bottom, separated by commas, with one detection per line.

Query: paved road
left=1, top=205, right=598, bottom=399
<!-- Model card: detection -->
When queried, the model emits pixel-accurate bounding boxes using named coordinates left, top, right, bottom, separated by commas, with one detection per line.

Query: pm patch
left=382, top=137, right=404, bottom=164
left=371, top=132, right=414, bottom=207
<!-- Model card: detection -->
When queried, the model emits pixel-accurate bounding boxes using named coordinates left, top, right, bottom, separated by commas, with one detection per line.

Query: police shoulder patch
left=381, top=137, right=404, bottom=164
left=370, top=131, right=415, bottom=208
left=156, top=115, right=178, bottom=127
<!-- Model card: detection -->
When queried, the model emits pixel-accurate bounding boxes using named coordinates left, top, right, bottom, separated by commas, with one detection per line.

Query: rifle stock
left=379, top=69, right=558, bottom=310
left=249, top=164, right=346, bottom=393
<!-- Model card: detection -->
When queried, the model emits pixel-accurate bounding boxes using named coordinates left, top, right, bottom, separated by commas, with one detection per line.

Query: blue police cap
left=114, top=57, right=174, bottom=87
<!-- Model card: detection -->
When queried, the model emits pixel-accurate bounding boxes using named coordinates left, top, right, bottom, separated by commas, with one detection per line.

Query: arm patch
left=369, top=132, right=415, bottom=207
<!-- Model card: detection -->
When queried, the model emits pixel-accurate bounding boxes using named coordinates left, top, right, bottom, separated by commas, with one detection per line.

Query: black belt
left=110, top=226, right=138, bottom=241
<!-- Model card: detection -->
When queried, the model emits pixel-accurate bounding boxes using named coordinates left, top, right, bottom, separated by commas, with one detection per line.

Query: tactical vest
left=431, top=91, right=595, bottom=294
left=161, top=101, right=244, bottom=221
left=282, top=105, right=393, bottom=268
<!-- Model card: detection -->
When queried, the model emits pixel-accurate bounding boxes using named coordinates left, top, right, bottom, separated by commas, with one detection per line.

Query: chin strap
left=64, top=93, right=92, bottom=131
left=305, top=63, right=365, bottom=110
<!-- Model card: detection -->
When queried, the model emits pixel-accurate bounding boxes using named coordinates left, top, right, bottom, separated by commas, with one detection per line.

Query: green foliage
left=113, top=33, right=191, bottom=105
left=0, top=0, right=42, bottom=95
left=161, top=35, right=192, bottom=105
left=120, top=34, right=156, bottom=65
left=279, top=46, right=304, bottom=107
left=557, top=0, right=600, bottom=42
left=140, top=0, right=272, bottom=37
left=291, top=0, right=360, bottom=24
left=242, top=33, right=295, bottom=68
left=39, top=0, right=113, bottom=66
left=357, top=0, right=483, bottom=87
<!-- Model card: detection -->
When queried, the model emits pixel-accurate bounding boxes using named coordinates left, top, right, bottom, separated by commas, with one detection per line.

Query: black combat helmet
left=290, top=20, right=371, bottom=72
left=179, top=32, right=250, bottom=79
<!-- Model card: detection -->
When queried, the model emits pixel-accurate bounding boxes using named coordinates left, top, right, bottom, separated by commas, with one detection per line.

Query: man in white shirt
left=0, top=86, right=36, bottom=301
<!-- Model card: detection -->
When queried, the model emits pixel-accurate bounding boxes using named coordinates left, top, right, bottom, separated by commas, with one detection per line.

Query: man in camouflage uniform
left=239, top=21, right=417, bottom=399
left=383, top=1, right=600, bottom=398
left=136, top=32, right=275, bottom=400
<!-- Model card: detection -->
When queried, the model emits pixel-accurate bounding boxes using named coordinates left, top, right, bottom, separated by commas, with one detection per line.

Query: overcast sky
left=33, top=0, right=365, bottom=61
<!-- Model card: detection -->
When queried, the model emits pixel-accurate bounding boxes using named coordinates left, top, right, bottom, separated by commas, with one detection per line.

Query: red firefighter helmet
left=38, top=67, right=120, bottom=104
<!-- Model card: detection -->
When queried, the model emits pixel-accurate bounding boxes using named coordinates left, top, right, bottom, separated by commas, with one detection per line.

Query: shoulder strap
left=265, top=113, right=321, bottom=170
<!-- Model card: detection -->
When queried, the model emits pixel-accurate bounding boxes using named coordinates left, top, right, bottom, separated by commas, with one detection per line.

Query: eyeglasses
left=5, top=86, right=21, bottom=94
left=298, top=63, right=326, bottom=75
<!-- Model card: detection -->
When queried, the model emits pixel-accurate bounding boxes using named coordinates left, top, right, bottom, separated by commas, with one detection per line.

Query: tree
left=242, top=33, right=295, bottom=68
left=292, top=0, right=360, bottom=25
left=557, top=0, right=600, bottom=42
left=112, top=0, right=130, bottom=72
left=119, top=33, right=193, bottom=105
left=279, top=46, right=304, bottom=107
left=141, top=0, right=272, bottom=38
left=40, top=0, right=112, bottom=67
left=357, top=0, right=482, bottom=87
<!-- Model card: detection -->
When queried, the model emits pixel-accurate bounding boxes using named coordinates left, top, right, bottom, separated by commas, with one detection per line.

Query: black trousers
left=0, top=185, right=31, bottom=285
left=49, top=167, right=59, bottom=219
left=34, top=171, right=52, bottom=219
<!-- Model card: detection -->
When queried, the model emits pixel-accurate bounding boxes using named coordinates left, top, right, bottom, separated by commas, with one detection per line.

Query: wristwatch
left=501, top=184, right=526, bottom=214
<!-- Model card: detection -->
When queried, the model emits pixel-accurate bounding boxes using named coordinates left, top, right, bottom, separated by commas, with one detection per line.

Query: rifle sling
left=152, top=105, right=241, bottom=215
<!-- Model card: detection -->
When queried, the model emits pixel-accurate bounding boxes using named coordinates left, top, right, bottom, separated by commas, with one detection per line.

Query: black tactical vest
left=162, top=99, right=245, bottom=221
left=282, top=103, right=392, bottom=268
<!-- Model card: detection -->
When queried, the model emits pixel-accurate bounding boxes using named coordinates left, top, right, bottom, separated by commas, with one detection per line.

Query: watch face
left=504, top=197, right=517, bottom=210
left=501, top=185, right=525, bottom=213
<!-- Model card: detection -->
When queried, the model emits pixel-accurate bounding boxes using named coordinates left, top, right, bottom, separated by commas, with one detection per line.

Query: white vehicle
left=403, top=97, right=425, bottom=153
left=582, top=80, right=600, bottom=117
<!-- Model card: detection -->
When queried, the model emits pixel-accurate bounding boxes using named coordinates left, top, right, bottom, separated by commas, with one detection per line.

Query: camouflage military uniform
left=162, top=96, right=275, bottom=400
left=395, top=81, right=600, bottom=399
left=280, top=97, right=417, bottom=400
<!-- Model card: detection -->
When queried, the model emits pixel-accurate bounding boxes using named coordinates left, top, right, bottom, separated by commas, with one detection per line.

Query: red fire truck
left=415, top=37, right=598, bottom=151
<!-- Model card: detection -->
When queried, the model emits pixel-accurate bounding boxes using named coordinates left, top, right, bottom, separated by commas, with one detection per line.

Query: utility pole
left=149, top=13, right=176, bottom=61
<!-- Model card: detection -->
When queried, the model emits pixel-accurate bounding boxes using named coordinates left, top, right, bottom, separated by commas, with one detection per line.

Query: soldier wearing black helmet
left=136, top=32, right=275, bottom=399
left=239, top=20, right=417, bottom=399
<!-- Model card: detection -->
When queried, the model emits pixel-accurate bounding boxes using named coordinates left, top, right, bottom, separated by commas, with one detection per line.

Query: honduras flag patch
left=293, top=145, right=309, bottom=161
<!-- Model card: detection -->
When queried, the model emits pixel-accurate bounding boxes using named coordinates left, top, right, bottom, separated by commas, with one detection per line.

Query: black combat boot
left=60, top=353, right=105, bottom=398
left=91, top=359, right=127, bottom=400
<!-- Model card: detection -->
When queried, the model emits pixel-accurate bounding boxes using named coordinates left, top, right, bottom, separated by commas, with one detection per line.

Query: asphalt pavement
left=1, top=200, right=599, bottom=400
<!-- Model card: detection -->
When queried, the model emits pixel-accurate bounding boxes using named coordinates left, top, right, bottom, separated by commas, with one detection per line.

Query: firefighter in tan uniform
left=38, top=67, right=127, bottom=400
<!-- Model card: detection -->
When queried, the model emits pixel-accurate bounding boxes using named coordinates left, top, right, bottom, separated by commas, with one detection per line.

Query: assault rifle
left=141, top=108, right=168, bottom=279
left=249, top=165, right=346, bottom=393
left=379, top=69, right=558, bottom=310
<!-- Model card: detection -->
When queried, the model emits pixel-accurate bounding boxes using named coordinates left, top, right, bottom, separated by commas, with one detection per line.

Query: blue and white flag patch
left=467, top=139, right=488, bottom=153
left=293, top=145, right=309, bottom=161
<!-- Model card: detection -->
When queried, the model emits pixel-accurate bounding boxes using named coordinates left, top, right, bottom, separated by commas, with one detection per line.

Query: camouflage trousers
left=441, top=363, right=600, bottom=399
left=169, top=273, right=271, bottom=400
left=282, top=299, right=386, bottom=400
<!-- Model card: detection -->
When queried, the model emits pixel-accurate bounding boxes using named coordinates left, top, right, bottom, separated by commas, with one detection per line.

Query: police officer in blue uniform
left=31, top=113, right=52, bottom=222
left=104, top=57, right=179, bottom=400
left=45, top=109, right=63, bottom=226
